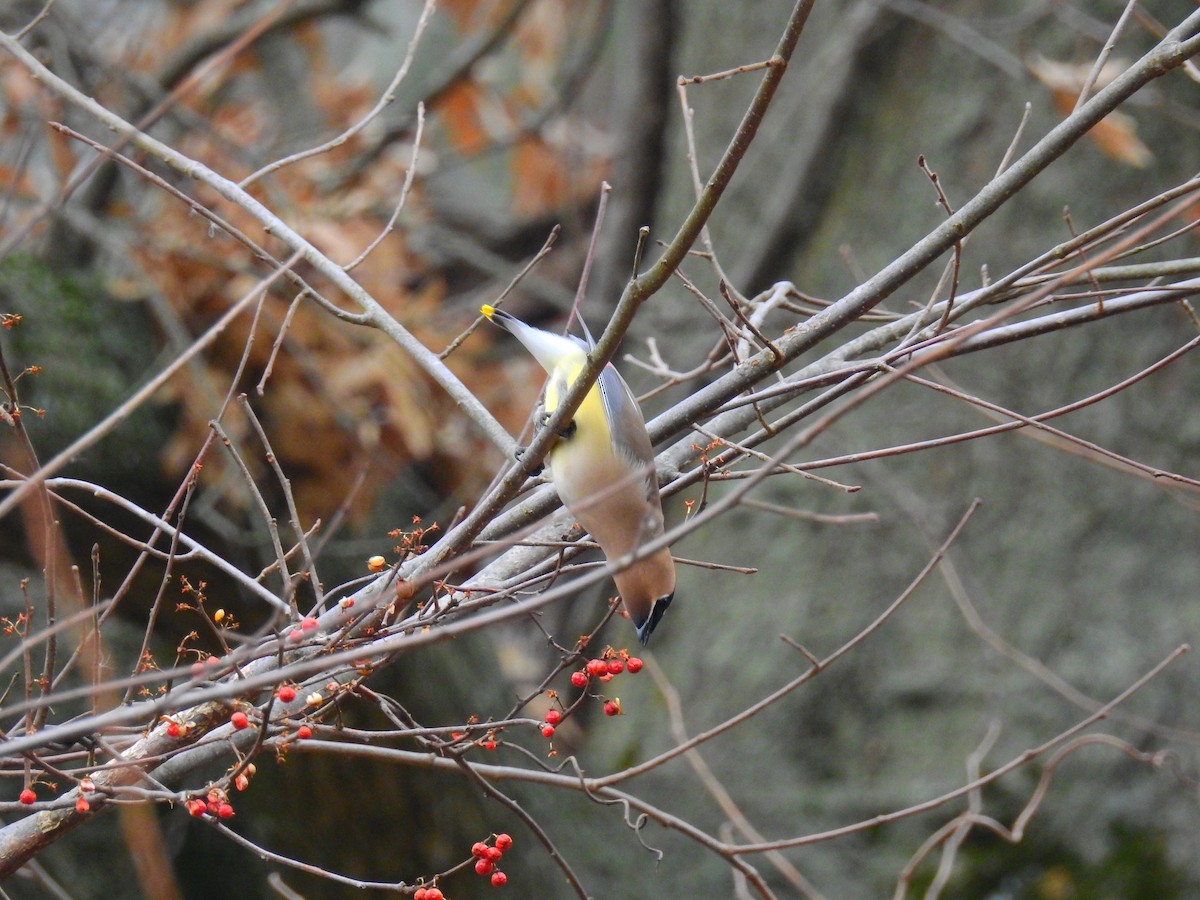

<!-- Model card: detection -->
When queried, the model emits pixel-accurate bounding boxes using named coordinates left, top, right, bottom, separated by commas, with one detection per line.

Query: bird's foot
left=537, top=412, right=577, bottom=440
left=515, top=448, right=543, bottom=477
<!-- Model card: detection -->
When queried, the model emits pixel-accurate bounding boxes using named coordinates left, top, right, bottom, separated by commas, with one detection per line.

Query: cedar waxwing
left=481, top=305, right=675, bottom=644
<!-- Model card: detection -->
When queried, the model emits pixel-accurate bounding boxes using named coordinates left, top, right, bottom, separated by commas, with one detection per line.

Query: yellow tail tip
left=480, top=304, right=496, bottom=318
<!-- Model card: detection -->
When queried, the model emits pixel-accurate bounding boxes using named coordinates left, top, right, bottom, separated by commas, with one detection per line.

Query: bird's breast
left=547, top=385, right=622, bottom=505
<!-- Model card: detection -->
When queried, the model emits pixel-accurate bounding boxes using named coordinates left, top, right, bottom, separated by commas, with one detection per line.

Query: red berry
left=185, top=798, right=206, bottom=817
left=539, top=723, right=555, bottom=738
left=606, top=659, right=624, bottom=675
left=475, top=858, right=493, bottom=875
left=75, top=796, right=90, bottom=813
left=472, top=841, right=489, bottom=858
left=491, top=871, right=508, bottom=887
left=483, top=739, right=497, bottom=750
left=230, top=711, right=249, bottom=730
left=626, top=657, right=644, bottom=673
left=570, top=670, right=588, bottom=688
left=544, top=709, right=562, bottom=726
left=277, top=685, right=296, bottom=703
left=301, top=616, right=319, bottom=631
left=426, top=890, right=444, bottom=900
left=486, top=846, right=503, bottom=862
left=217, top=802, right=235, bottom=818
left=603, top=699, right=622, bottom=717
left=19, top=788, right=36, bottom=805
left=166, top=721, right=182, bottom=737
left=495, top=833, right=513, bottom=851
left=414, top=890, right=428, bottom=900
left=296, top=725, right=313, bottom=740
left=585, top=658, right=607, bottom=677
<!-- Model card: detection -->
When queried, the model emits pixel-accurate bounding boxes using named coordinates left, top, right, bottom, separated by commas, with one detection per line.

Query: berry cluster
left=224, top=685, right=315, bottom=749
left=470, top=832, right=513, bottom=887
left=185, top=788, right=235, bottom=819
left=188, top=654, right=226, bottom=679
left=538, top=648, right=645, bottom=744
left=569, top=648, right=643, bottom=690
left=71, top=777, right=97, bottom=813
left=285, top=616, right=321, bottom=644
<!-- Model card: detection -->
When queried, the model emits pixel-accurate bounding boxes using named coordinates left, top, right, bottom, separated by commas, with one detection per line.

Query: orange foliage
left=439, top=80, right=495, bottom=157
left=1028, top=55, right=1154, bottom=169
left=4, top=0, right=609, bottom=528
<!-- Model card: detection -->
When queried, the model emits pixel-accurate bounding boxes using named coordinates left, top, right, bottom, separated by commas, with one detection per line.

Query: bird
left=480, top=304, right=675, bottom=644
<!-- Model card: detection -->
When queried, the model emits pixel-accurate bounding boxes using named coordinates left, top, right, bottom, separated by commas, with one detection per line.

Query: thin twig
left=341, top=101, right=427, bottom=272
left=1074, top=0, right=1141, bottom=110
left=239, top=0, right=437, bottom=188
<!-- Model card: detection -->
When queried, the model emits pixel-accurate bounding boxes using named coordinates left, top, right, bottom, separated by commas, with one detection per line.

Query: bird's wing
left=596, top=364, right=664, bottom=520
